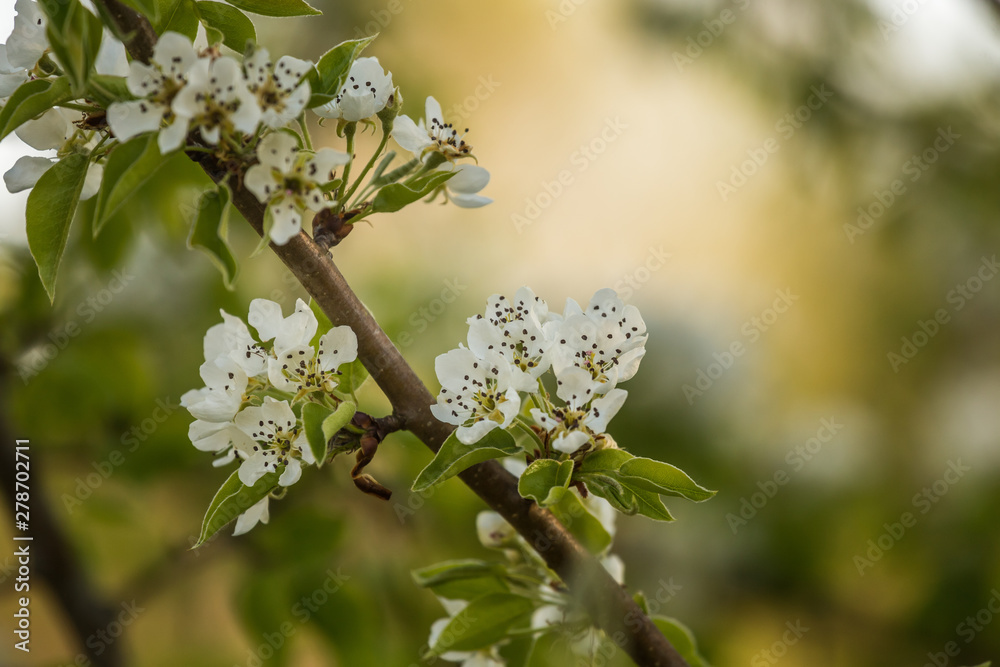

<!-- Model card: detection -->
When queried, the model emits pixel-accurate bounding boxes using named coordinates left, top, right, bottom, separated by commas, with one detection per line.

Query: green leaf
left=322, top=400, right=356, bottom=451
left=302, top=402, right=334, bottom=467
left=307, top=35, right=376, bottom=107
left=526, top=632, right=566, bottom=667
left=41, top=0, right=103, bottom=96
left=26, top=153, right=90, bottom=302
left=550, top=492, right=613, bottom=554
left=338, top=358, right=369, bottom=396
left=94, top=134, right=168, bottom=235
left=0, top=78, right=73, bottom=141
left=196, top=2, right=256, bottom=51
left=629, top=486, right=675, bottom=521
left=619, top=457, right=716, bottom=502
left=370, top=171, right=453, bottom=214
left=223, top=0, right=320, bottom=17
left=412, top=560, right=510, bottom=602
left=155, top=0, right=199, bottom=39
left=187, top=185, right=238, bottom=288
left=195, top=468, right=281, bottom=547
left=429, top=593, right=534, bottom=654
left=577, top=448, right=633, bottom=475
left=651, top=617, right=711, bottom=667
left=86, top=75, right=133, bottom=107
left=584, top=474, right=638, bottom=516
left=412, top=429, right=521, bottom=492
left=309, top=298, right=334, bottom=340
left=518, top=459, right=574, bottom=507
left=115, top=0, right=160, bottom=23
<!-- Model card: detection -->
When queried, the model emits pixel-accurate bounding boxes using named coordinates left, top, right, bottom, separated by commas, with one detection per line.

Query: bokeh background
left=2, top=0, right=1000, bottom=665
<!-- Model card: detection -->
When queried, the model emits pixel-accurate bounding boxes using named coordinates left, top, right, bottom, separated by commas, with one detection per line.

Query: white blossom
left=0, top=45, right=28, bottom=98
left=393, top=96, right=474, bottom=161
left=475, top=511, right=516, bottom=549
left=436, top=162, right=492, bottom=208
left=4, top=0, right=47, bottom=72
left=203, top=309, right=269, bottom=377
left=2, top=108, right=103, bottom=199
left=244, top=132, right=349, bottom=244
left=243, top=46, right=312, bottom=128
left=247, top=298, right=317, bottom=354
left=172, top=55, right=261, bottom=146
left=268, top=325, right=358, bottom=394
left=466, top=288, right=549, bottom=392
left=545, top=288, right=647, bottom=392
left=233, top=497, right=270, bottom=536
left=233, top=397, right=313, bottom=487
left=107, top=32, right=201, bottom=153
left=430, top=347, right=521, bottom=445
left=313, top=56, right=393, bottom=122
left=180, top=356, right=248, bottom=423
left=529, top=366, right=627, bottom=454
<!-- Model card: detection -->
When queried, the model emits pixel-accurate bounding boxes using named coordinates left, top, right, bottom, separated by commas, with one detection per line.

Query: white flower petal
left=233, top=497, right=270, bottom=535
left=268, top=200, right=303, bottom=245
left=391, top=114, right=432, bottom=154
left=158, top=116, right=189, bottom=153
left=279, top=457, right=302, bottom=486
left=80, top=162, right=103, bottom=201
left=95, top=31, right=129, bottom=77
left=553, top=430, right=590, bottom=454
left=107, top=99, right=165, bottom=142
left=3, top=156, right=52, bottom=193
left=318, top=326, right=358, bottom=372
left=15, top=108, right=74, bottom=150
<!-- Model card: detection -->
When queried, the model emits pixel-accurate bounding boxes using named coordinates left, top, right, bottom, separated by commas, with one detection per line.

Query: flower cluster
left=181, top=299, right=358, bottom=535
left=431, top=287, right=647, bottom=455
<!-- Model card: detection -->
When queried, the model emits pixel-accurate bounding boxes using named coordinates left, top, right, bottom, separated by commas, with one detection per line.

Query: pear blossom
left=244, top=132, right=349, bottom=244
left=393, top=96, right=474, bottom=161
left=476, top=511, right=516, bottom=549
left=180, top=356, right=248, bottom=422
left=107, top=32, right=201, bottom=153
left=233, top=497, right=270, bottom=536
left=436, top=162, right=492, bottom=208
left=4, top=0, right=47, bottom=73
left=3, top=108, right=104, bottom=198
left=467, top=288, right=549, bottom=392
left=203, top=309, right=269, bottom=377
left=247, top=297, right=319, bottom=354
left=233, top=397, right=313, bottom=487
left=187, top=420, right=253, bottom=464
left=171, top=55, right=261, bottom=146
left=430, top=347, right=521, bottom=445
left=0, top=46, right=28, bottom=98
left=529, top=366, right=627, bottom=454
left=545, top=288, right=647, bottom=392
left=243, top=46, right=312, bottom=128
left=313, top=56, right=393, bottom=122
left=268, top=325, right=358, bottom=394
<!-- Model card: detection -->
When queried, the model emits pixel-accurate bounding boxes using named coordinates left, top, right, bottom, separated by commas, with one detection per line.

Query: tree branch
left=93, top=6, right=691, bottom=664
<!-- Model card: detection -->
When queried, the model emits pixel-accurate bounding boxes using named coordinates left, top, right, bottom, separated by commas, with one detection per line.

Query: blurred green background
left=2, top=0, right=1000, bottom=665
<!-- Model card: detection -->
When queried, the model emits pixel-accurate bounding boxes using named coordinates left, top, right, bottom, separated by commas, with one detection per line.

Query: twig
left=92, top=5, right=691, bottom=664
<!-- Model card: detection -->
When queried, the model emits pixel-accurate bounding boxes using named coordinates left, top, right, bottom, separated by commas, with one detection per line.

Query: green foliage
left=155, top=0, right=199, bottom=39
left=412, top=559, right=512, bottom=601
left=303, top=399, right=357, bottom=466
left=94, top=135, right=170, bottom=236
left=307, top=35, right=376, bottom=108
left=412, top=429, right=521, bottom=492
left=574, top=449, right=714, bottom=521
left=526, top=632, right=565, bottom=667
left=370, top=170, right=454, bottom=214
left=518, top=458, right=574, bottom=506
left=196, top=2, right=256, bottom=51
left=195, top=468, right=281, bottom=547
left=222, top=0, right=320, bottom=17
left=549, top=492, right=612, bottom=554
left=187, top=184, right=238, bottom=288
left=428, top=593, right=534, bottom=655
left=40, top=0, right=103, bottom=97
left=26, top=153, right=91, bottom=302
left=651, top=617, right=711, bottom=667
left=86, top=75, right=134, bottom=107
left=0, top=78, right=73, bottom=142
